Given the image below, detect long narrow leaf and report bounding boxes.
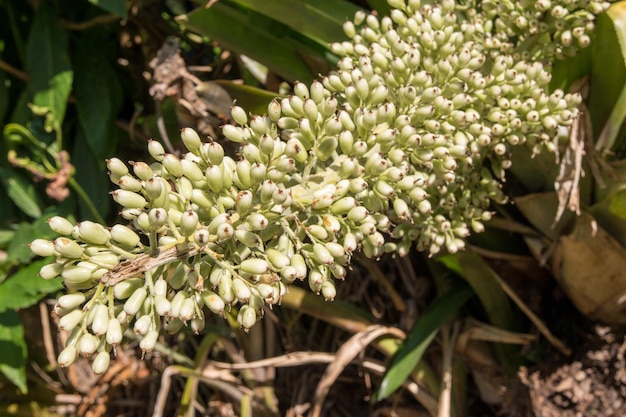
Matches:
[178,2,333,83]
[26,1,73,131]
[590,2,626,155]
[376,284,473,400]
[0,310,28,394]
[228,0,357,43]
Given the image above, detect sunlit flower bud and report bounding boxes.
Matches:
[181,128,202,152]
[240,258,269,275]
[231,105,248,125]
[30,239,56,257]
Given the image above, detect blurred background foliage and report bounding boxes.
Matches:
[2,0,626,416]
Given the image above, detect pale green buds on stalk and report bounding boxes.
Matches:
[33,0,597,374]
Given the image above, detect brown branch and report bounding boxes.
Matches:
[0,59,29,81]
[61,14,120,31]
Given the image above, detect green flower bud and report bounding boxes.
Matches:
[154,294,171,316]
[163,154,183,178]
[91,304,109,336]
[237,305,257,331]
[222,124,245,143]
[181,128,202,153]
[110,225,140,248]
[313,243,334,265]
[218,273,236,304]
[232,277,251,303]
[205,165,223,192]
[113,278,143,300]
[111,190,147,209]
[231,105,248,125]
[180,210,199,236]
[124,287,147,316]
[240,258,269,275]
[148,139,165,162]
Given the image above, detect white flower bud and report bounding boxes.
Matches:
[106,318,123,345]
[124,287,147,316]
[30,239,56,257]
[134,314,152,335]
[78,333,99,356]
[92,351,111,375]
[58,346,78,368]
[140,330,159,352]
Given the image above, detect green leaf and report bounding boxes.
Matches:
[73,34,122,160]
[213,80,280,115]
[72,131,111,221]
[178,2,334,83]
[0,259,63,313]
[439,251,516,332]
[87,0,127,17]
[26,1,73,132]
[0,70,8,122]
[228,0,357,43]
[376,284,473,400]
[0,167,42,219]
[589,2,626,155]
[0,310,27,393]
[608,188,626,220]
[6,214,59,266]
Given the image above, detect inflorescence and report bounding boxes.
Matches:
[30,0,608,374]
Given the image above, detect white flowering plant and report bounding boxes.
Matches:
[4,0,624,414]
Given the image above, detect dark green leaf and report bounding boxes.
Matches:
[229,0,356,43]
[608,188,626,220]
[6,214,59,265]
[214,80,280,116]
[589,2,626,155]
[87,0,127,17]
[73,35,122,159]
[0,70,8,122]
[0,310,27,393]
[376,284,473,400]
[0,167,42,219]
[0,259,63,313]
[178,2,333,83]
[72,131,111,221]
[439,251,516,332]
[26,1,73,131]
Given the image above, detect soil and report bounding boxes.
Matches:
[515,299,626,417]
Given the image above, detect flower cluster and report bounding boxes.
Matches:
[459,0,611,60]
[30,0,599,374]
